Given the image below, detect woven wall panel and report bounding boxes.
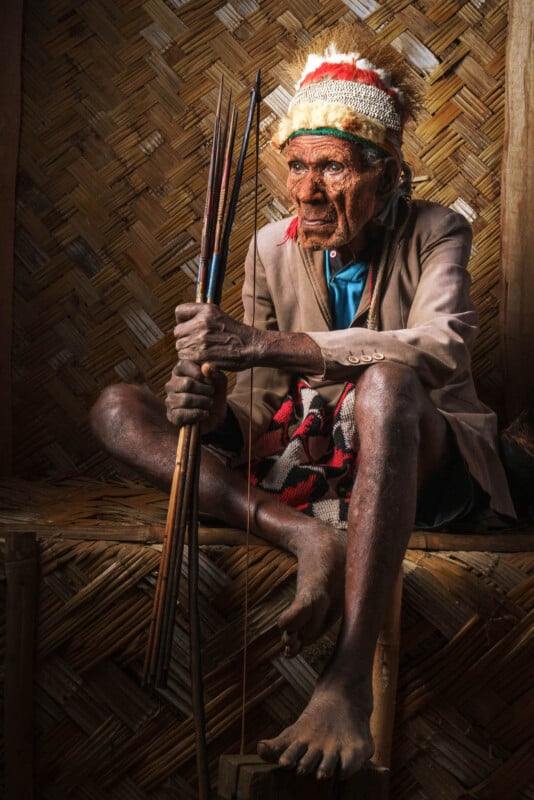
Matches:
[15,0,508,477]
[1,478,533,798]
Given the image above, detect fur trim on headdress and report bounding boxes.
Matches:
[272,103,389,150]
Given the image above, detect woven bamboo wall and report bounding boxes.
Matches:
[14,0,508,477]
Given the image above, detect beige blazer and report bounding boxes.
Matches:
[227,200,516,519]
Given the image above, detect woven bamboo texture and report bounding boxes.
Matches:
[14,0,509,478]
[1,478,533,799]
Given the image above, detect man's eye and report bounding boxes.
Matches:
[325,161,343,174]
[289,161,307,174]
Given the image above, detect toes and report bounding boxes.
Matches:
[339,741,373,779]
[316,749,340,781]
[257,736,288,764]
[278,741,307,770]
[296,748,322,776]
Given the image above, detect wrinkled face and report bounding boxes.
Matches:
[285,134,384,252]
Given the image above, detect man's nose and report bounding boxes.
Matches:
[296,169,325,201]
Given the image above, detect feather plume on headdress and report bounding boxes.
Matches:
[271,23,421,161]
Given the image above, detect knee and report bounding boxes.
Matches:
[90,383,140,446]
[353,363,423,429]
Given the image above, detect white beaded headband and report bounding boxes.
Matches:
[289,79,402,133]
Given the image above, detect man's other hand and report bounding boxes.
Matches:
[165,359,227,433]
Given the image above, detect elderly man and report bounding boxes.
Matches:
[91,24,515,781]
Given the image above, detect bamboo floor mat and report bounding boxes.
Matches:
[1,477,534,798]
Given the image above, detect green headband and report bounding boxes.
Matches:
[287,127,393,160]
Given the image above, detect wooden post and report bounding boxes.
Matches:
[370,570,403,768]
[500,0,534,422]
[0,0,24,477]
[5,532,38,800]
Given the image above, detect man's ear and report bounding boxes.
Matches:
[377,158,401,195]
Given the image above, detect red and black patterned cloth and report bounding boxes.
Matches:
[245,379,359,528]
[244,377,481,531]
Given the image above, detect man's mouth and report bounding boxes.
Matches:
[300,217,334,228]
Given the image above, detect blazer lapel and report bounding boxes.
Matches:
[300,246,332,328]
[352,269,372,324]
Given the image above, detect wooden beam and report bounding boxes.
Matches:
[500,0,534,422]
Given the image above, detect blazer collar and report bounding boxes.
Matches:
[299,244,373,328]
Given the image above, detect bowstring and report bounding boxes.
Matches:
[240,82,261,756]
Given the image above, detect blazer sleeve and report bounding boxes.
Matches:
[307,208,477,390]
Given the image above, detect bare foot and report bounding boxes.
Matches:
[278,523,346,655]
[257,676,374,779]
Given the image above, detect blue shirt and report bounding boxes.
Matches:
[325,250,371,330]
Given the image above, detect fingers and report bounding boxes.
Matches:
[278,590,331,659]
[201,361,227,393]
[173,303,224,341]
[174,302,206,324]
[173,303,253,370]
[166,365,214,401]
[165,358,229,431]
[175,359,225,390]
[201,362,228,419]
[173,304,221,363]
[165,360,214,426]
[173,359,203,379]
[281,629,302,659]
[278,601,311,635]
[164,392,209,427]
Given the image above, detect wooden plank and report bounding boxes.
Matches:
[0,520,533,551]
[4,531,38,800]
[0,0,24,476]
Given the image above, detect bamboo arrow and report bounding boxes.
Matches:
[143,71,261,800]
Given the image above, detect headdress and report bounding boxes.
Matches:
[271,24,420,162]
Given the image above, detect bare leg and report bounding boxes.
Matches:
[257,363,452,779]
[90,384,346,645]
